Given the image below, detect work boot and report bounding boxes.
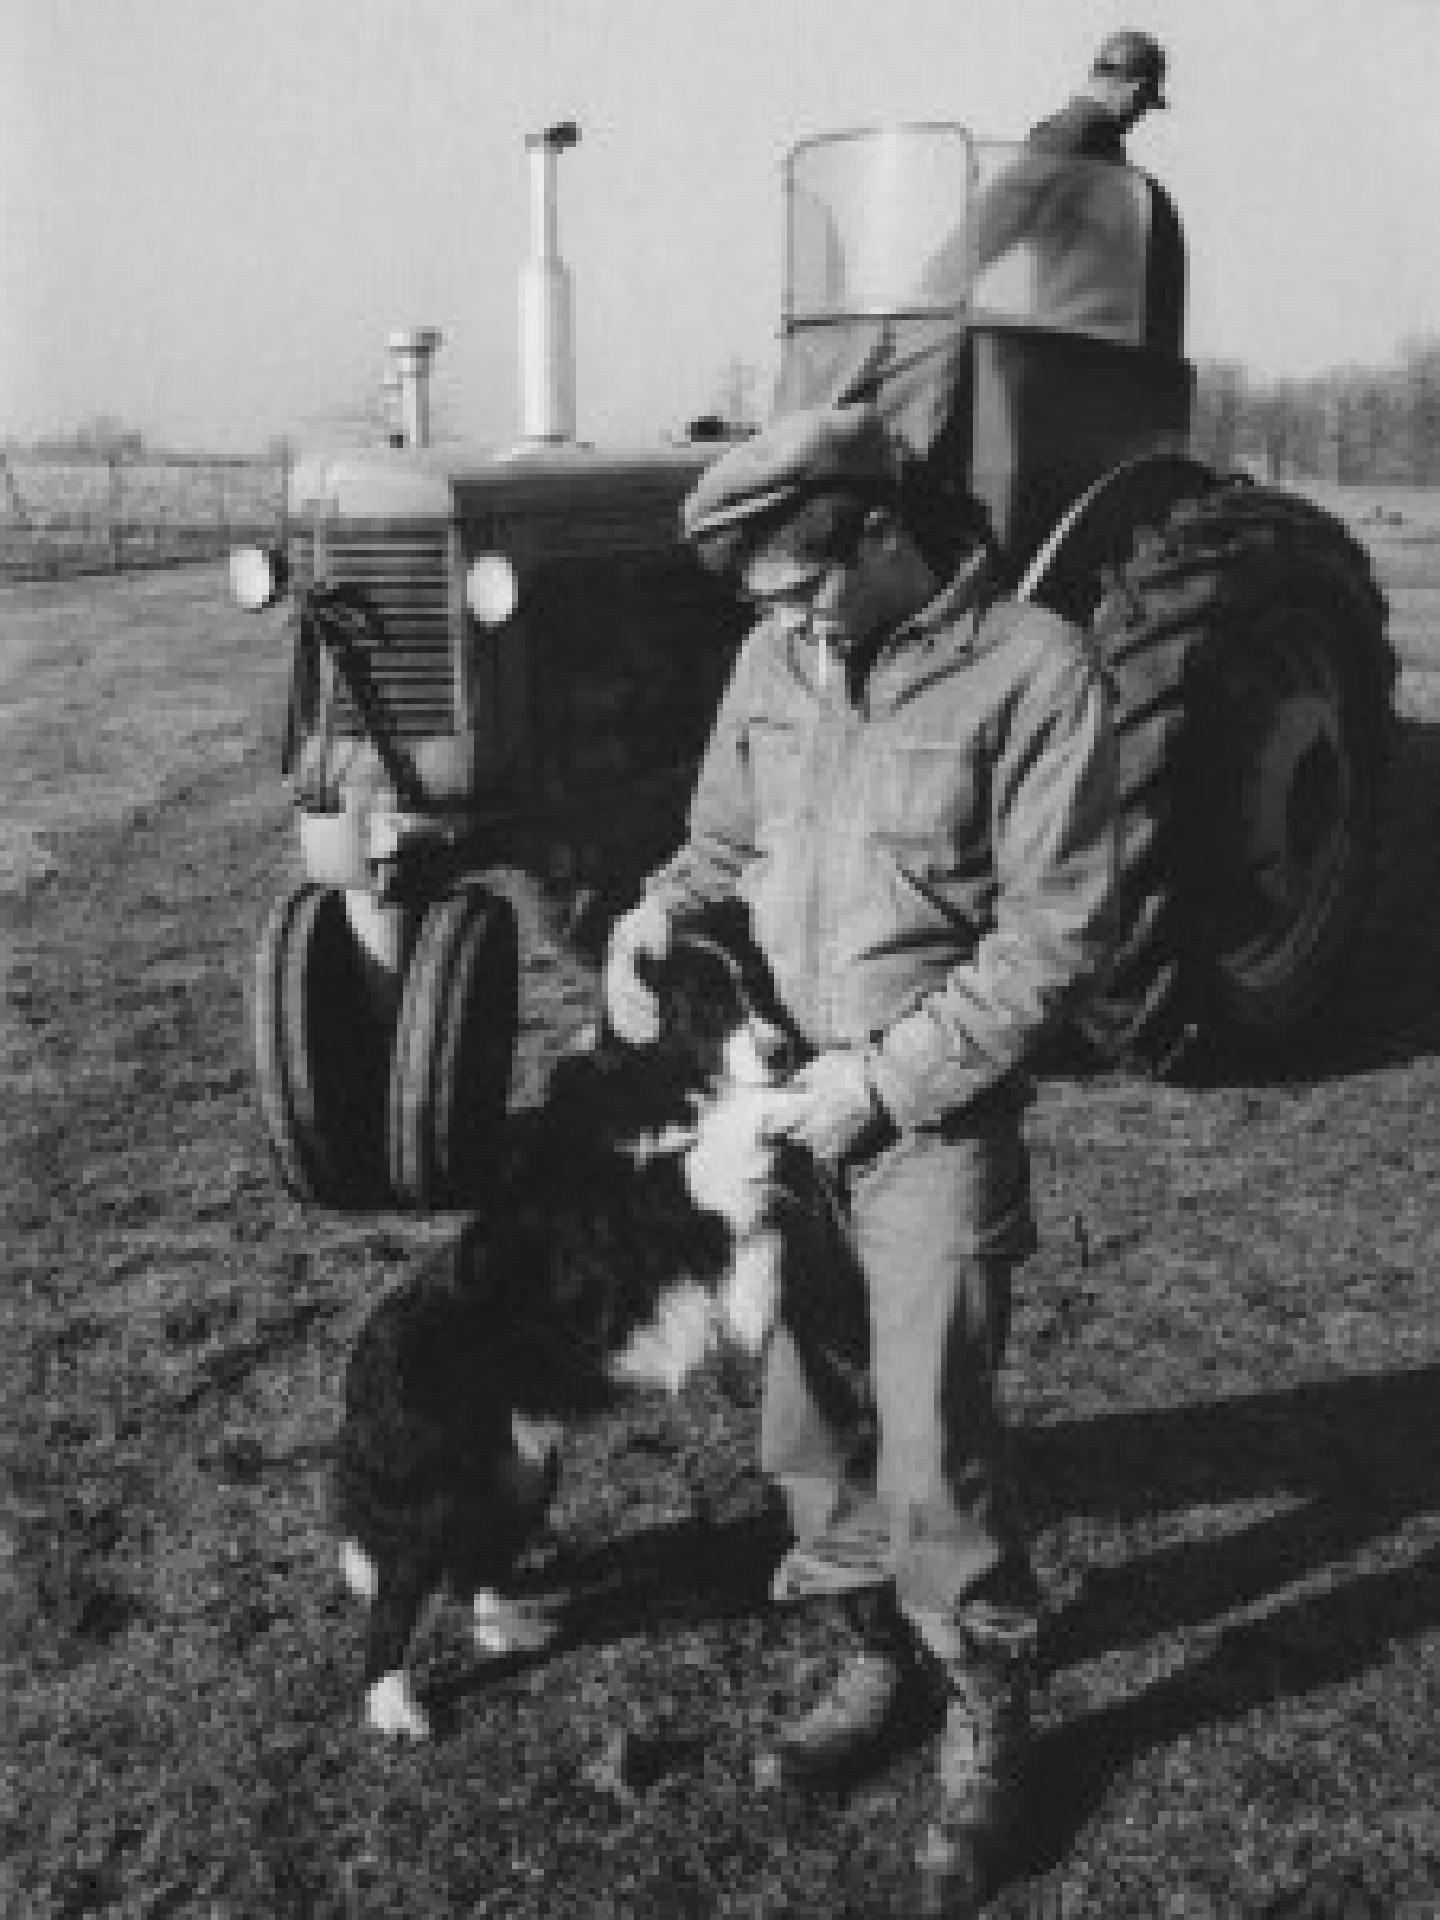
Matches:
[755,1588,937,1791]
[915,1610,1035,1915]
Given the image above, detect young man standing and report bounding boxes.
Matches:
[605,400,1119,1905]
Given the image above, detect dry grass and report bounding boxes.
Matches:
[3,534,1440,1917]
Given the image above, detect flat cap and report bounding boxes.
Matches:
[682,401,897,560]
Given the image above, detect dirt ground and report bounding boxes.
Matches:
[4,529,1440,1916]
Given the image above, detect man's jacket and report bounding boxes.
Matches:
[643,573,1120,1133]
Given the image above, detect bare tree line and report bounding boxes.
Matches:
[1192,335,1440,486]
[4,415,292,465]
[10,335,1440,487]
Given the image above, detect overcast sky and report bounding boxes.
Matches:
[4,0,1439,452]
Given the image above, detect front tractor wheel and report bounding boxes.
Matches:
[1080,482,1394,1076]
[387,888,520,1209]
[252,883,389,1204]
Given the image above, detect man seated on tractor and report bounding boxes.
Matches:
[924,30,1170,338]
[604,399,1121,1901]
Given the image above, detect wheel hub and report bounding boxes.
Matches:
[1237,693,1345,914]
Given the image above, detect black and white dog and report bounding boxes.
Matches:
[333,926,849,1738]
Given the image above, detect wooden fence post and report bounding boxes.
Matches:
[1,453,31,530]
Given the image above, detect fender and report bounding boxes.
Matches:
[1018,450,1221,626]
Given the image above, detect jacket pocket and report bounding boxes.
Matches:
[864,739,982,862]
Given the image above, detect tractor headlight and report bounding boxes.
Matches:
[465,553,520,628]
[229,544,288,611]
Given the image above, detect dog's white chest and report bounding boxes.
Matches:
[681,1083,779,1235]
[605,1278,716,1394]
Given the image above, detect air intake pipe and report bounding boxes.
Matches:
[519,121,580,442]
[388,327,443,449]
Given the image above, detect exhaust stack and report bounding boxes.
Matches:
[387,327,443,448]
[519,121,580,442]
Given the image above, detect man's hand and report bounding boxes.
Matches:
[765,1048,885,1167]
[602,897,673,1044]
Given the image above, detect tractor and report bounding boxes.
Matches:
[235,119,1393,1211]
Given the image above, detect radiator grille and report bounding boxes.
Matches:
[287,526,315,589]
[320,521,455,739]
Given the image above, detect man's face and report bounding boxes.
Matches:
[1090,73,1150,126]
[742,512,924,660]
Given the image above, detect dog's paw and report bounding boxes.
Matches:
[723,1020,790,1088]
[471,1589,563,1657]
[606,1279,716,1394]
[365,1669,431,1740]
[339,1538,379,1604]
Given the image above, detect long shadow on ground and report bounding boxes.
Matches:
[536,1366,1440,1689]
[433,1363,1439,1843]
[424,1500,793,1720]
[530,1499,792,1637]
[1017,1360,1440,1877]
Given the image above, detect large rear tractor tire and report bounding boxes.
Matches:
[1079,480,1395,1076]
[253,883,390,1204]
[386,887,520,1209]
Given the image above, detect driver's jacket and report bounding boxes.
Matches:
[643,568,1120,1135]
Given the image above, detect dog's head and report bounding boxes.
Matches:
[650,934,805,1358]
[630,929,796,1250]
[650,930,796,1090]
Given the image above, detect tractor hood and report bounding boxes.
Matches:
[289,437,720,534]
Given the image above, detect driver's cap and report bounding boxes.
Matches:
[1091,29,1167,108]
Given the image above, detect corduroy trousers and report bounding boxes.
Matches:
[760,1118,1038,1662]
